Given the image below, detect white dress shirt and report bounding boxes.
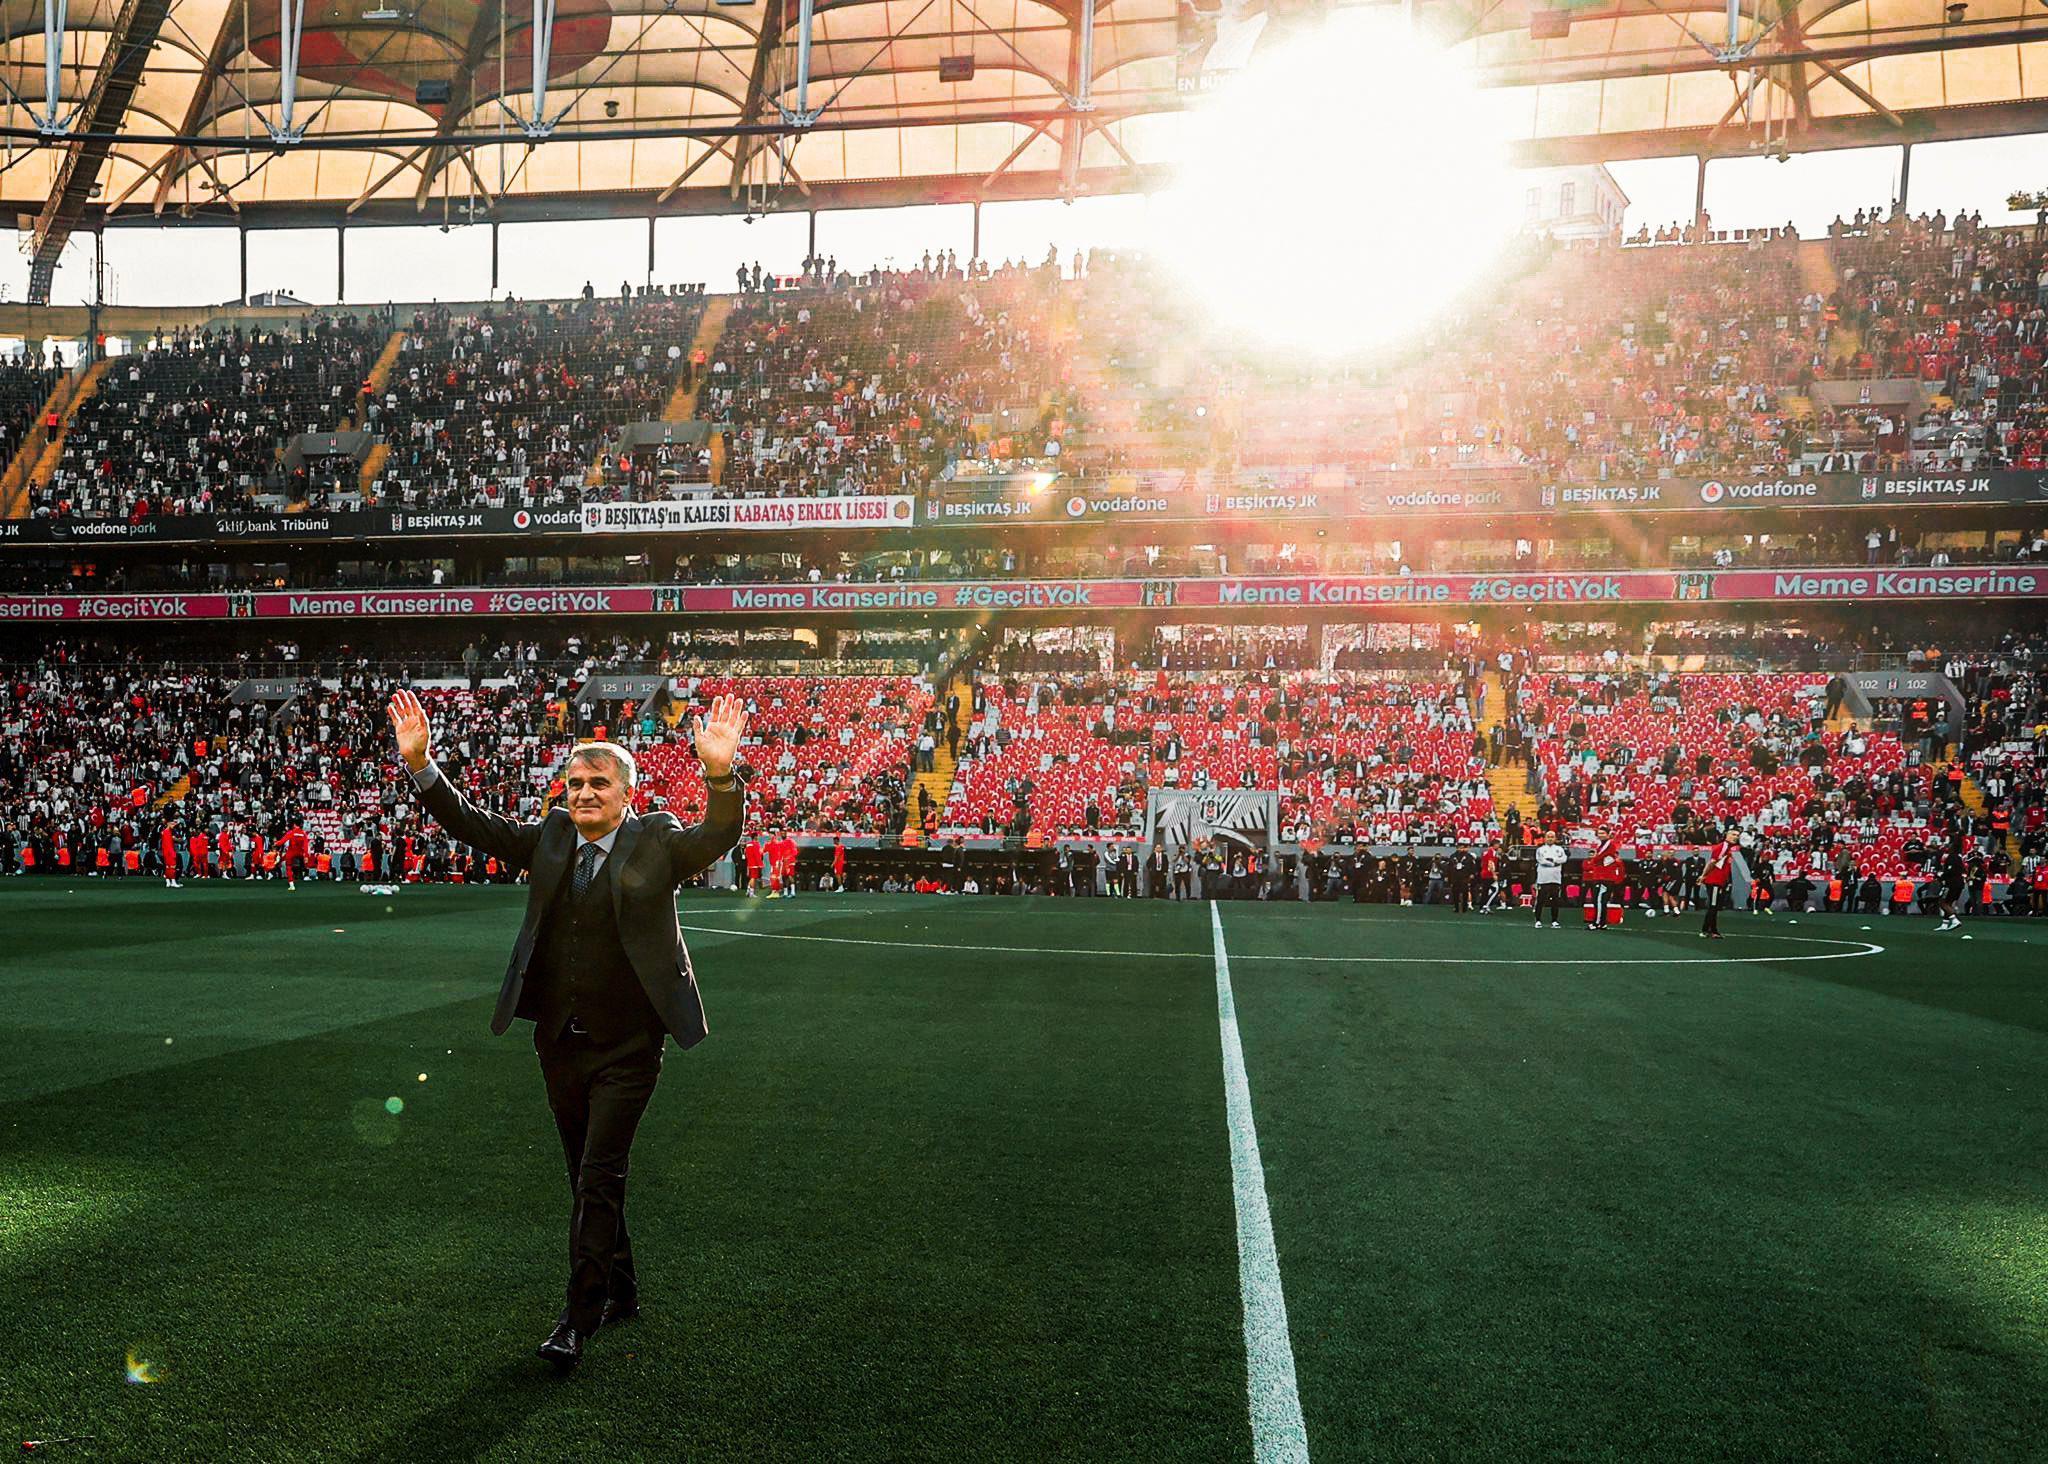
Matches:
[571,824,620,877]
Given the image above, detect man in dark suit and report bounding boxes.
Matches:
[386,688,747,1371]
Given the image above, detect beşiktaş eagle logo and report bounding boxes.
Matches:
[1153,790,1274,851]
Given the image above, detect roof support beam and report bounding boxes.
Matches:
[1479,20,2048,87]
[982,115,1055,188]
[1704,68,1763,140]
[658,136,734,203]
[152,0,248,215]
[351,142,430,214]
[1808,54,1904,127]
[454,145,495,200]
[272,0,309,142]
[527,0,559,135]
[1503,93,2048,167]
[418,0,506,211]
[728,0,789,198]
[1089,118,1137,170]
[102,147,173,210]
[1057,4,1084,195]
[40,0,73,134]
[190,151,244,212]
[29,0,178,301]
[788,0,814,123]
[1074,0,1096,111]
[1779,3,1814,130]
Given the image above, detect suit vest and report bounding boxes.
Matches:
[520,849,664,1043]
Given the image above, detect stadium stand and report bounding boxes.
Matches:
[1513,671,1952,877]
[14,223,2048,526]
[365,294,706,511]
[2,631,2044,907]
[34,318,386,520]
[633,674,929,835]
[700,270,1067,499]
[4,224,2048,914]
[0,648,949,882]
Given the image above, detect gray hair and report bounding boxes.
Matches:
[564,740,637,789]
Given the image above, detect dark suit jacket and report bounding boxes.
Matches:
[413,761,744,1049]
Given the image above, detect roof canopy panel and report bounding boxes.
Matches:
[2,0,2045,298]
[1448,0,2048,160]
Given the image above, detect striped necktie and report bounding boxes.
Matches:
[574,842,600,896]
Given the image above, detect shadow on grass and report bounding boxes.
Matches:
[350,1354,568,1462]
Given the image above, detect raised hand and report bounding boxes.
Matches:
[387,688,432,772]
[692,693,746,779]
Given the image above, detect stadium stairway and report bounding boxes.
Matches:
[0,371,74,518]
[903,672,971,847]
[358,442,391,498]
[351,329,409,495]
[1798,241,1863,368]
[1797,240,1839,300]
[664,296,732,423]
[344,329,407,431]
[27,356,113,493]
[1480,671,1541,833]
[151,774,192,812]
[1943,761,2023,874]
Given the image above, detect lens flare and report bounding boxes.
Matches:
[124,1350,161,1384]
[1150,10,1522,356]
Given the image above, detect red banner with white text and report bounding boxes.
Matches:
[3,566,2044,622]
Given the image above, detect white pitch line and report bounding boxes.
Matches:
[1211,900,1310,1464]
[674,923,1884,966]
[1234,933,1886,966]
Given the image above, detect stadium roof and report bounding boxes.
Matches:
[6,0,2048,298]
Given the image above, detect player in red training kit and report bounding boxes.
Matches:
[1583,831,1628,929]
[281,825,310,891]
[1700,830,1736,939]
[742,833,764,896]
[160,821,182,888]
[768,830,799,899]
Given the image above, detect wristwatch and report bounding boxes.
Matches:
[704,769,740,792]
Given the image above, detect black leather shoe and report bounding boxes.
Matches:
[538,1320,585,1370]
[601,1295,640,1328]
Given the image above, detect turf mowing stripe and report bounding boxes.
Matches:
[1210,901,1310,1464]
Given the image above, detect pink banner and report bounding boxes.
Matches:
[3,566,2043,622]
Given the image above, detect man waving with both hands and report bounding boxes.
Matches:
[387,688,748,1371]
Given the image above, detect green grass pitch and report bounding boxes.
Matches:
[3,881,2046,1461]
